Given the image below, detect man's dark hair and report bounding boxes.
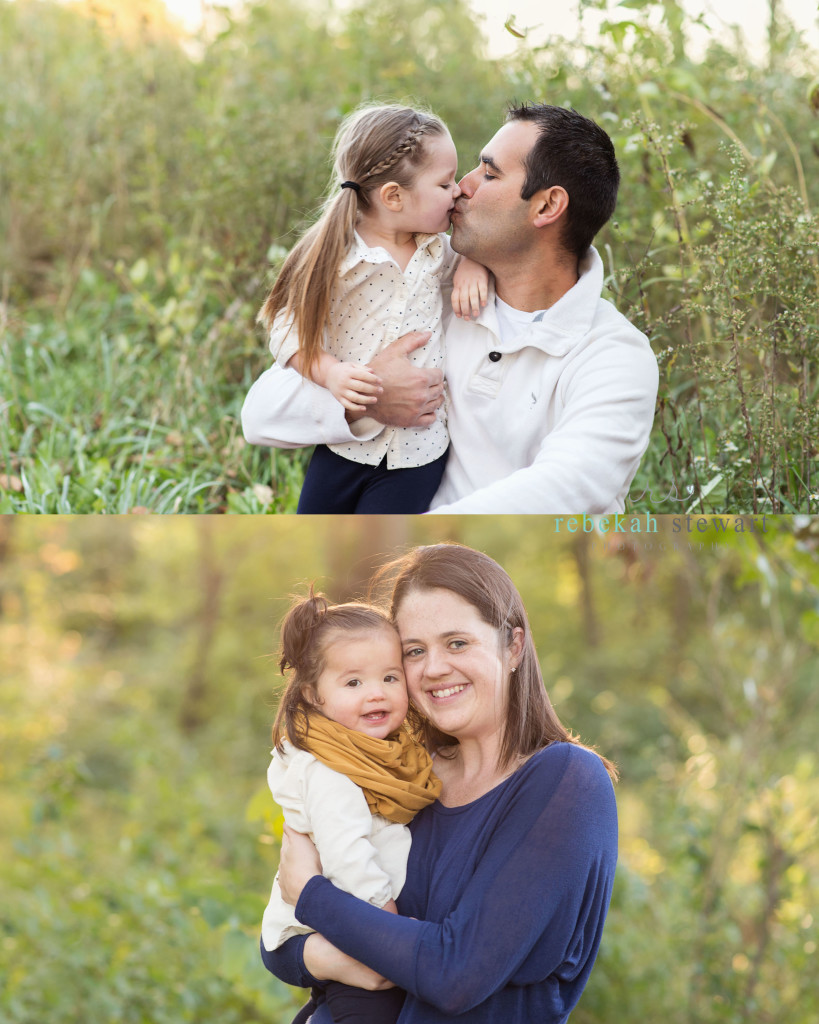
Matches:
[507,103,619,260]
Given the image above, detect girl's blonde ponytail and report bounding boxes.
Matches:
[257,104,446,378]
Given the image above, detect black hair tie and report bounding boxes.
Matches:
[340,180,360,193]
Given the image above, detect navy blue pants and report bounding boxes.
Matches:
[324,981,405,1023]
[297,445,448,514]
[290,983,404,1024]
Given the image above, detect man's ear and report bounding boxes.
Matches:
[531,186,569,228]
[378,181,404,212]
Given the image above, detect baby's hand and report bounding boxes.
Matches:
[325,361,383,413]
[451,257,490,321]
[382,899,399,914]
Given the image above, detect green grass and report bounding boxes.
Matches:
[1,258,309,513]
[3,0,818,514]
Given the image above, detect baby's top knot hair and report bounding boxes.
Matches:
[271,585,399,753]
[279,586,329,676]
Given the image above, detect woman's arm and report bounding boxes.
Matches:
[259,932,316,989]
[260,931,394,991]
[304,934,396,990]
[261,764,401,994]
[283,745,617,1016]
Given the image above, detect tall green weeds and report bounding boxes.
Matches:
[1,0,817,511]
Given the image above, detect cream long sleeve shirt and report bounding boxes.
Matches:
[267,230,457,468]
[241,246,658,513]
[261,743,411,952]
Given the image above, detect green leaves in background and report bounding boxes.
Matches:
[1,516,818,1022]
[1,0,818,512]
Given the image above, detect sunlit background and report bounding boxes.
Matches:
[3,0,818,515]
[2,516,819,1022]
[163,0,819,57]
[34,0,819,56]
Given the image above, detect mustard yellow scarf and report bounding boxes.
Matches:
[296,712,441,825]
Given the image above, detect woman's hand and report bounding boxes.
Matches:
[278,824,323,907]
[303,934,395,991]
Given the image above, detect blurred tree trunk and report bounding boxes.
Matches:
[671,559,692,659]
[768,0,779,71]
[326,518,412,604]
[662,0,686,63]
[0,516,15,618]
[572,533,599,648]
[179,517,224,733]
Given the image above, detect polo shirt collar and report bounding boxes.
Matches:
[473,246,604,357]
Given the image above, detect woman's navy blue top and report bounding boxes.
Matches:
[262,742,618,1023]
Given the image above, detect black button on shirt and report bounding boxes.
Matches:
[488,351,502,362]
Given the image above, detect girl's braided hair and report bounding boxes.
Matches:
[257,104,447,377]
[359,123,431,180]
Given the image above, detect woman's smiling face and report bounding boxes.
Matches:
[396,587,521,743]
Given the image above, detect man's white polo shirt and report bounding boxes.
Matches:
[430,247,659,513]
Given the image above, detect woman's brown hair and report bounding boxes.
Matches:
[272,587,397,753]
[373,543,618,780]
[257,104,447,379]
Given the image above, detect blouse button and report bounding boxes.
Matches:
[488,351,502,362]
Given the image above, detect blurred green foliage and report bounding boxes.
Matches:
[1,515,818,1022]
[1,0,818,511]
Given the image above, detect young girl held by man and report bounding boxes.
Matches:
[261,589,441,1024]
[257,104,488,514]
